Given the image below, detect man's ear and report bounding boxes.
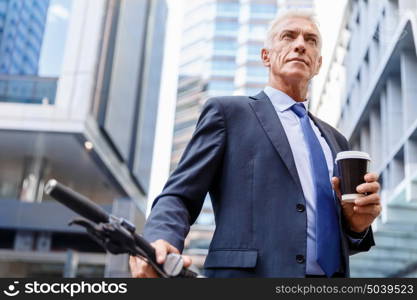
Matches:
[261,48,270,67]
[314,56,323,75]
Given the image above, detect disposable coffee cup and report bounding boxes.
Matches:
[335,151,371,202]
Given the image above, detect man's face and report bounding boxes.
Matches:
[262,17,323,84]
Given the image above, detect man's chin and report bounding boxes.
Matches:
[280,71,310,83]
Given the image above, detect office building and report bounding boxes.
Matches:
[313,0,417,277]
[0,0,167,277]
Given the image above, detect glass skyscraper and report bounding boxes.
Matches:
[0,0,56,105]
[0,0,49,75]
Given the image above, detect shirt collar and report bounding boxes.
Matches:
[263,86,309,113]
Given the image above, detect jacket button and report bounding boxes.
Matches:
[296,204,305,212]
[296,255,305,264]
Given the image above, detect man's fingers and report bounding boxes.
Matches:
[142,260,159,278]
[340,201,354,210]
[129,256,144,278]
[331,177,342,199]
[129,256,139,277]
[166,243,180,255]
[152,240,180,264]
[356,181,380,194]
[354,193,380,206]
[364,172,379,182]
[331,177,339,187]
[182,255,193,268]
[353,204,382,217]
[129,256,159,278]
[130,240,190,278]
[153,241,168,264]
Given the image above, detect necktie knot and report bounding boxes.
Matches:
[291,103,307,118]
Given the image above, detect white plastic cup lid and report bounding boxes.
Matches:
[335,151,371,162]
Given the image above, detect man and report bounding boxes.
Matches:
[130,11,381,278]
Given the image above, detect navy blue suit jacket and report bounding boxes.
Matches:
[143,92,375,277]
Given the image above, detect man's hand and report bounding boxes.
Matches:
[129,239,192,278]
[332,173,382,233]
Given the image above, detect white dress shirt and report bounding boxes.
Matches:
[264,86,334,275]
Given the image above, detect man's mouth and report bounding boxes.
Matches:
[287,58,309,66]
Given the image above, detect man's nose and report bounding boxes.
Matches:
[293,36,306,54]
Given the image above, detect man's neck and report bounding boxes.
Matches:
[268,77,309,102]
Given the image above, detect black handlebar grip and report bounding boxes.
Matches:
[44,179,109,224]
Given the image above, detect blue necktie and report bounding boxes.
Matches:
[291,103,341,277]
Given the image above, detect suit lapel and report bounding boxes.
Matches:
[249,91,303,193]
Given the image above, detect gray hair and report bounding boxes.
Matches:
[264,10,322,50]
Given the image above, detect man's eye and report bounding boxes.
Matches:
[283,33,293,39]
[307,38,317,44]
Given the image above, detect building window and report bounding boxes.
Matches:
[212,60,235,71]
[216,2,239,15]
[248,44,262,56]
[249,24,268,39]
[175,119,197,132]
[213,40,237,55]
[215,21,238,35]
[208,80,235,91]
[0,0,72,105]
[250,3,276,16]
[246,65,267,77]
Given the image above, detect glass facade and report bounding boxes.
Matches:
[0,0,71,105]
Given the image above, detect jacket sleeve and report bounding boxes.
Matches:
[343,221,376,255]
[143,97,226,252]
